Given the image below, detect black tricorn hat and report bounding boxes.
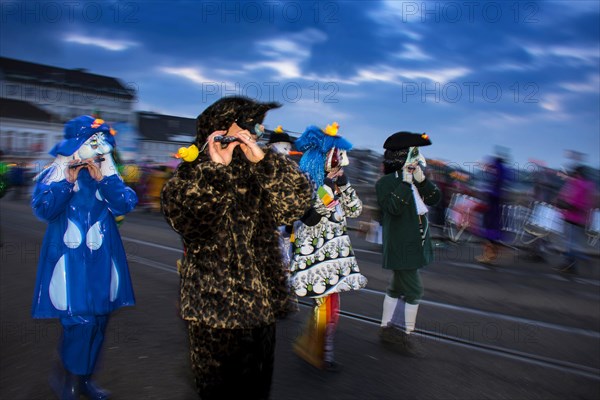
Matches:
[383,131,432,150]
[267,130,292,144]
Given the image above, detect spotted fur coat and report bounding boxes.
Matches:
[161,149,312,329]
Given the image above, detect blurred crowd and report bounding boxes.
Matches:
[1,147,598,275]
[424,153,599,273]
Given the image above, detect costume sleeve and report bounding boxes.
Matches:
[300,205,324,227]
[299,192,331,227]
[97,175,138,216]
[31,177,75,222]
[161,161,236,238]
[338,182,363,218]
[253,151,312,226]
[376,177,413,217]
[415,179,441,206]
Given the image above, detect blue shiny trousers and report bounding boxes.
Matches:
[59,315,109,375]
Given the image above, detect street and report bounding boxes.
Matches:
[1,198,599,400]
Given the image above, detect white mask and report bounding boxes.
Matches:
[77,133,113,160]
[270,142,292,155]
[325,148,349,172]
[405,146,427,168]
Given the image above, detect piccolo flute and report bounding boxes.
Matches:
[69,156,105,169]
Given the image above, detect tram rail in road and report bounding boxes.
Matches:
[125,243,600,383]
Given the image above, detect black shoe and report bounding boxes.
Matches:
[380,326,425,358]
[554,260,577,274]
[521,253,545,263]
[403,334,426,358]
[79,376,111,400]
[379,326,405,344]
[322,361,342,372]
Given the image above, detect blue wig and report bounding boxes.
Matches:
[295,125,353,187]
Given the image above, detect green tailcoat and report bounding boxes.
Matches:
[376,174,441,270]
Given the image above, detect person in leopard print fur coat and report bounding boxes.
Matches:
[161,96,311,399]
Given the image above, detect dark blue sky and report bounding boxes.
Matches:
[2,0,599,169]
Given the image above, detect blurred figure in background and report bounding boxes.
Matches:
[426,160,451,227]
[31,116,137,400]
[555,165,596,274]
[532,164,557,204]
[475,152,508,264]
[267,125,294,156]
[0,152,7,247]
[376,131,440,357]
[267,126,296,279]
[289,123,367,371]
[524,163,560,262]
[146,166,171,212]
[0,152,7,200]
[8,162,25,200]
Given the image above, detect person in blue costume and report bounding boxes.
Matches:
[31,115,138,400]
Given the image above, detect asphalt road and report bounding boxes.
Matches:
[1,198,599,400]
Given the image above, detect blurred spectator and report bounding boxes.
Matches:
[475,154,508,264]
[427,162,451,226]
[449,171,474,198]
[8,163,25,200]
[532,165,557,204]
[555,165,596,274]
[0,155,7,200]
[147,166,172,212]
[267,126,293,156]
[524,165,560,262]
[267,127,296,272]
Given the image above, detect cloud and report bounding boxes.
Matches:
[559,74,600,94]
[372,0,427,24]
[266,97,351,133]
[256,38,311,59]
[394,43,431,60]
[352,65,471,85]
[366,7,423,40]
[244,60,302,79]
[244,28,327,79]
[523,44,599,65]
[159,66,234,88]
[538,93,573,121]
[63,34,138,51]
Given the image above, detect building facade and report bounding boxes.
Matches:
[0,56,136,164]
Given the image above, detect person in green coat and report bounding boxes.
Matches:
[375,131,441,356]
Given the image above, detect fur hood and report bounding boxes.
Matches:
[194,96,280,151]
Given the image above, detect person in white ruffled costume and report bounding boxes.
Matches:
[31,115,137,400]
[289,123,367,371]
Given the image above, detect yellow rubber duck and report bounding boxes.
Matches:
[324,122,339,136]
[274,125,284,134]
[177,144,199,162]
